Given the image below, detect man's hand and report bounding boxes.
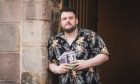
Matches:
[56,63,71,74]
[71,54,109,70]
[72,60,91,70]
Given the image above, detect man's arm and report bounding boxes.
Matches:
[87,54,109,66]
[74,54,109,70]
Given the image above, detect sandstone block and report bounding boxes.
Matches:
[21,47,46,73]
[0,53,20,81]
[0,23,19,52]
[21,21,49,47]
[0,0,21,22]
[22,2,52,20]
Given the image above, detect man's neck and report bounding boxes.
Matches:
[64,28,78,38]
[64,28,78,45]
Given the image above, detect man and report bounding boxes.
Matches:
[48,7,109,84]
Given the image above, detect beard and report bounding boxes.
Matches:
[62,26,76,33]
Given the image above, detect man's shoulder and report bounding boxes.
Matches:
[49,32,63,40]
[79,28,96,35]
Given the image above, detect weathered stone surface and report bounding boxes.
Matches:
[21,21,50,47]
[0,0,21,22]
[22,47,46,72]
[21,71,46,84]
[0,0,57,83]
[50,7,60,36]
[0,23,19,52]
[0,53,20,81]
[43,21,51,46]
[23,0,47,3]
[22,2,52,20]
[21,46,46,84]
[0,81,19,84]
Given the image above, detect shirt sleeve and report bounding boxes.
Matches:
[90,33,109,58]
[47,37,57,63]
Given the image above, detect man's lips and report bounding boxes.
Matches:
[66,23,72,26]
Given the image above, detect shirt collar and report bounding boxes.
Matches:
[55,28,83,39]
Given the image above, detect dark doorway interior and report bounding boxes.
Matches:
[49,0,140,84]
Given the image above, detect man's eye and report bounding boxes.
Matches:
[69,16,73,19]
[62,18,67,20]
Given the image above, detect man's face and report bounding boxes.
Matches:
[60,12,78,33]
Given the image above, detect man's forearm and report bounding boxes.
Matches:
[86,54,109,67]
[49,63,59,74]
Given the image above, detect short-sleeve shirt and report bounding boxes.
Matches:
[48,28,109,84]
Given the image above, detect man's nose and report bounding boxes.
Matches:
[66,18,70,22]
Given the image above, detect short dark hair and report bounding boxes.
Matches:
[60,7,77,18]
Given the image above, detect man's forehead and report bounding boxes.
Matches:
[61,12,75,17]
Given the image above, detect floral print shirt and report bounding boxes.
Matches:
[48,28,109,84]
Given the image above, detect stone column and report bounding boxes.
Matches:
[0,0,60,83]
[21,0,53,84]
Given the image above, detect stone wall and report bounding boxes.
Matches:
[0,0,60,84]
[0,0,21,84]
